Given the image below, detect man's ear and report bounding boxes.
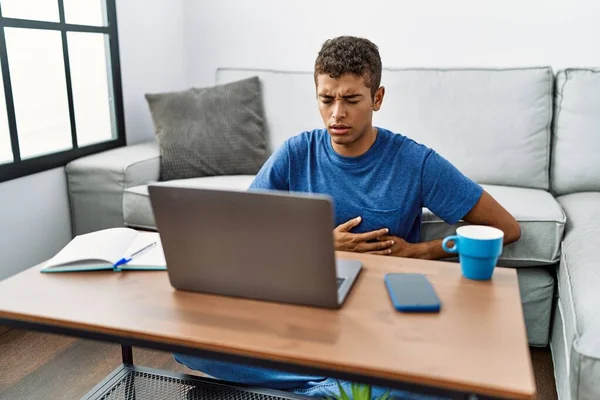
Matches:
[373,86,385,111]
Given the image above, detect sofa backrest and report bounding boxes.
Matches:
[551,69,600,196]
[217,67,553,190]
[377,68,553,190]
[216,68,322,152]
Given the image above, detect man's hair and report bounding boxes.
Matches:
[314,36,382,98]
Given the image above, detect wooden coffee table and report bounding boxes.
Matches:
[0,252,535,399]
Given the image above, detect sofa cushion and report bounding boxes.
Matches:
[216,68,323,153]
[422,184,565,266]
[552,69,600,196]
[126,179,564,268]
[123,175,256,230]
[377,68,553,190]
[145,77,270,181]
[555,192,600,400]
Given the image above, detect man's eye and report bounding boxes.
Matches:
[347,100,359,104]
[321,99,333,104]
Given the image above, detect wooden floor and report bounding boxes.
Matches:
[0,327,558,400]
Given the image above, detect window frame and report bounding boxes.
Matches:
[0,0,125,183]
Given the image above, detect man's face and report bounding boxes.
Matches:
[316,73,384,148]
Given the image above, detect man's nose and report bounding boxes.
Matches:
[331,101,346,120]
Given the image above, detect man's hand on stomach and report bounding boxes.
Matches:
[333,216,394,255]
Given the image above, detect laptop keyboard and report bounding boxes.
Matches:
[336,277,346,289]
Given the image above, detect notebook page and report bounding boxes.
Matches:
[44,228,138,268]
[123,232,166,267]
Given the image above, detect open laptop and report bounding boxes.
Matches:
[148,185,362,308]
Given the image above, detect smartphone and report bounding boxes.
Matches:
[384,273,441,312]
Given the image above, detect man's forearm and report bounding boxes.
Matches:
[409,239,450,260]
[383,236,452,260]
[403,230,518,260]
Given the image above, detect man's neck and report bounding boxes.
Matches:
[331,126,378,157]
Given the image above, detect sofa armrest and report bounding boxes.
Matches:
[66,140,160,235]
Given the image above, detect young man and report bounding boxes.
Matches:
[176,36,521,398]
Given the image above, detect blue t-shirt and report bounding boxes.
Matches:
[250,127,483,242]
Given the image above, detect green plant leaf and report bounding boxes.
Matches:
[351,383,361,400]
[325,382,383,400]
[338,382,351,400]
[365,384,372,400]
[347,383,374,400]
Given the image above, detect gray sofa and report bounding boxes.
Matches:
[65,67,600,400]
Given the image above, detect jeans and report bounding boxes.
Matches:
[174,353,447,399]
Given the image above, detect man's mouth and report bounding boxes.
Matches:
[330,124,351,135]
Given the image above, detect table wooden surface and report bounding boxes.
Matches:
[0,252,536,399]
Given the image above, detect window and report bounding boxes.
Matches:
[0,0,124,182]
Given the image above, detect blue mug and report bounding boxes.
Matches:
[442,225,504,280]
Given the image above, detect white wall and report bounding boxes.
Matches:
[116,0,187,144]
[184,0,600,87]
[0,168,72,280]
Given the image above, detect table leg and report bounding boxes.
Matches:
[121,346,136,399]
[122,344,133,364]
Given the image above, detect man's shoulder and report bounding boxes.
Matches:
[284,128,327,150]
[378,127,432,157]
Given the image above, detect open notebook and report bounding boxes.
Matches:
[41,228,166,273]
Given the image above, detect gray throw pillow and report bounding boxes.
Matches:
[145,77,270,181]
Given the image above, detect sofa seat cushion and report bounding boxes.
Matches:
[421,184,566,266]
[555,192,600,400]
[123,175,256,230]
[126,180,564,268]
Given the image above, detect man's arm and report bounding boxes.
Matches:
[249,142,290,191]
[380,190,521,260]
[462,190,521,243]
